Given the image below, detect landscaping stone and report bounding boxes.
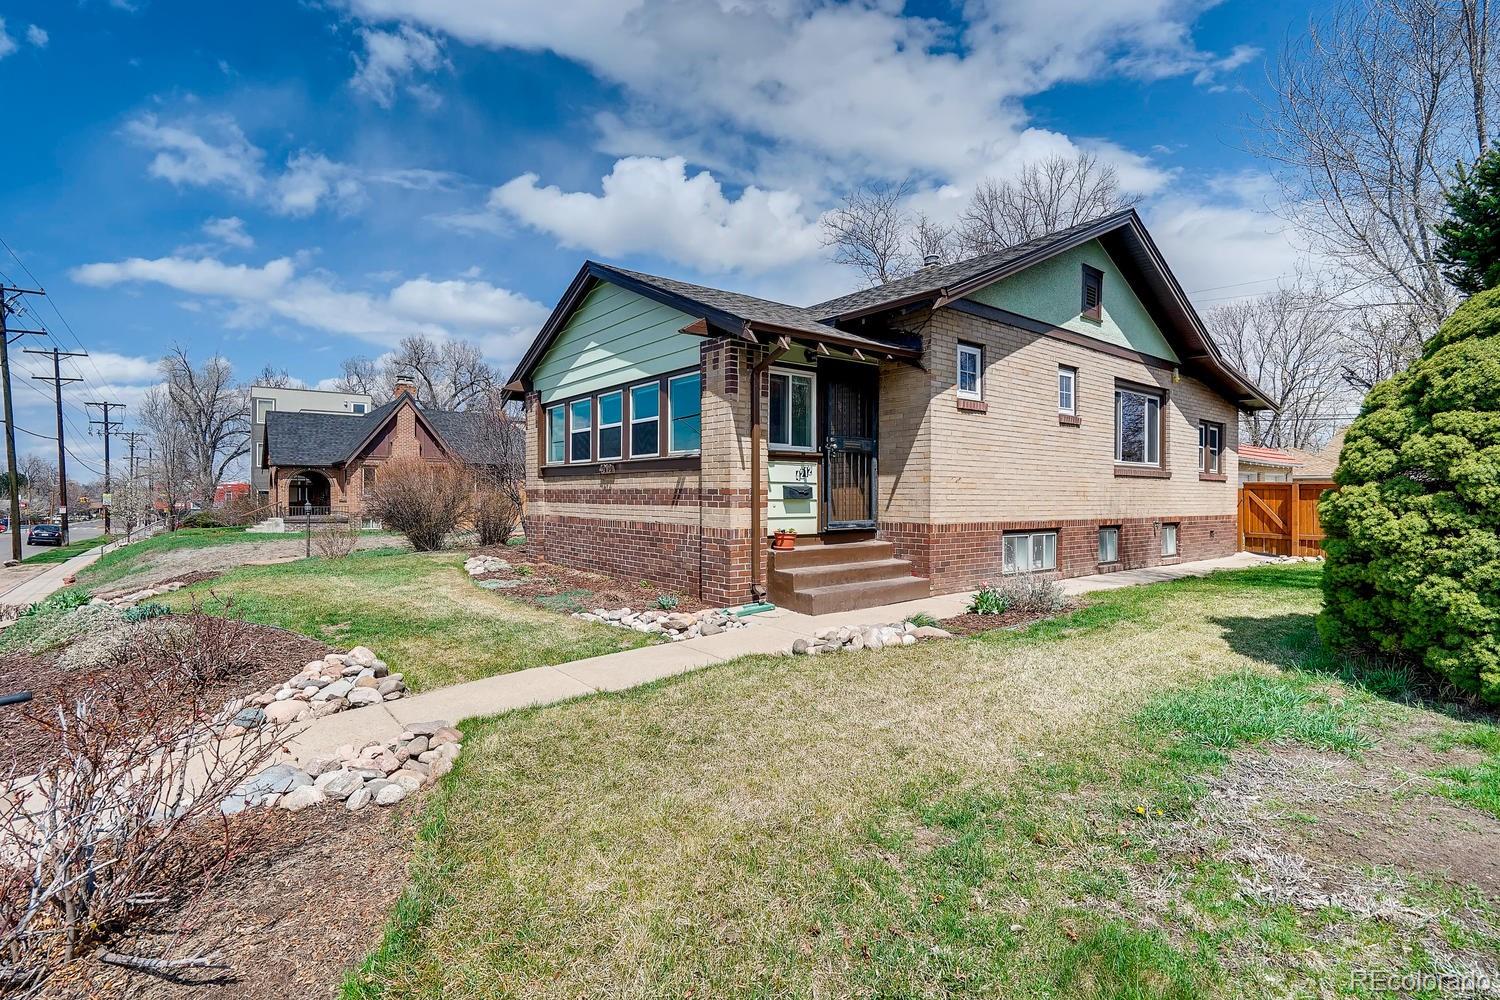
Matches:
[572,605,749,642]
[792,619,950,655]
[278,785,325,811]
[464,554,511,576]
[264,701,309,725]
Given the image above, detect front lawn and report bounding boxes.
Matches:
[346,563,1500,999]
[75,526,313,588]
[159,548,653,691]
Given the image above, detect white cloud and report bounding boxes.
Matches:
[0,19,15,60]
[25,24,47,48]
[71,255,294,299]
[126,114,265,197]
[202,216,254,249]
[69,253,549,358]
[350,24,446,108]
[273,152,366,217]
[492,156,824,273]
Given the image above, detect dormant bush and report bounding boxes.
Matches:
[363,457,470,551]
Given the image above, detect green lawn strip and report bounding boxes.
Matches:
[1425,724,1500,818]
[73,526,307,588]
[341,562,1470,999]
[157,548,651,690]
[22,532,116,564]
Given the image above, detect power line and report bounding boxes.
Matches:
[27,346,86,543]
[86,401,124,535]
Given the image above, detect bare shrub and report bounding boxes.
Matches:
[995,576,1069,615]
[473,490,520,547]
[0,620,284,987]
[363,457,471,551]
[313,518,362,559]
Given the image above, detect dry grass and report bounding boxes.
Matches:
[159,549,652,691]
[351,565,1374,999]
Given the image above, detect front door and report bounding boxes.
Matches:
[820,362,878,531]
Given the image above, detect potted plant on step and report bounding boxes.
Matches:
[772,528,798,551]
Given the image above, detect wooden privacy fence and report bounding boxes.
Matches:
[1238,481,1337,557]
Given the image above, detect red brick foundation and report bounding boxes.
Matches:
[880,514,1237,595]
[522,512,753,604]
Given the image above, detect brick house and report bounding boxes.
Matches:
[260,381,496,523]
[503,209,1275,613]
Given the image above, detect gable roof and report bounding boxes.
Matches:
[505,210,1274,411]
[263,395,498,469]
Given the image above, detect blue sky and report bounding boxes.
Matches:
[0,0,1326,477]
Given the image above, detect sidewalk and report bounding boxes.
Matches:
[0,529,153,608]
[283,551,1266,761]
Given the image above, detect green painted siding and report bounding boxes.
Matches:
[965,240,1179,363]
[769,458,819,535]
[532,281,702,402]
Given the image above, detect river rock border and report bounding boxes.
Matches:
[791,621,952,655]
[226,645,408,732]
[573,606,749,642]
[222,721,463,815]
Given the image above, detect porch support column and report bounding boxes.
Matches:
[749,337,787,602]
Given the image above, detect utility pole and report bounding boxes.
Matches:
[86,401,124,536]
[25,347,85,546]
[0,286,47,564]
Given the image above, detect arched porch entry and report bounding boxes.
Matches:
[287,470,332,513]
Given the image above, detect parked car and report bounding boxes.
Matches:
[27,523,62,546]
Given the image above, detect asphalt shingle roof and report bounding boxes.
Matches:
[808,209,1137,319]
[264,399,499,468]
[599,265,848,337]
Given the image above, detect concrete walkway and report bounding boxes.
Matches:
[0,529,155,608]
[283,551,1266,761]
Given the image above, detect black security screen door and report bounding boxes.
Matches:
[821,362,878,530]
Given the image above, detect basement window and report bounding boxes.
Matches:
[1003,531,1057,574]
[1098,526,1119,563]
[1162,523,1179,557]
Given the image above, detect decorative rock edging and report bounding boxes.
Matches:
[225,645,407,733]
[573,606,749,642]
[791,621,952,655]
[221,720,463,815]
[464,554,511,577]
[99,581,188,609]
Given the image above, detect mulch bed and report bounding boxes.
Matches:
[470,542,721,615]
[0,617,332,772]
[35,804,416,1000]
[939,604,1078,636]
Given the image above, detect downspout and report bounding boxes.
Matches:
[749,337,787,603]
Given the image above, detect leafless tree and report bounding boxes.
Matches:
[956,152,1141,256]
[140,385,200,531]
[1205,285,1353,448]
[470,393,526,545]
[334,336,496,410]
[1253,0,1499,340]
[158,346,249,505]
[329,356,385,400]
[250,364,299,389]
[365,456,471,550]
[19,454,55,518]
[821,177,917,284]
[1339,304,1427,390]
[909,212,957,267]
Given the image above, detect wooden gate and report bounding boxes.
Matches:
[1238,481,1336,557]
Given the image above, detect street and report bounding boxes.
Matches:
[6,518,107,562]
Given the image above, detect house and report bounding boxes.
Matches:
[213,481,250,506]
[1287,427,1346,481]
[1236,444,1302,484]
[250,384,374,499]
[260,380,496,524]
[503,209,1275,614]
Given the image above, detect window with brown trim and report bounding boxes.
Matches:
[362,465,376,489]
[568,398,592,463]
[598,390,623,462]
[537,366,701,472]
[1081,264,1104,322]
[1115,384,1162,466]
[1198,420,1224,475]
[629,382,660,458]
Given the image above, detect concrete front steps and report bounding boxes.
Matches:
[767,538,930,615]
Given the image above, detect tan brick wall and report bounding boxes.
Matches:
[912,307,1240,523]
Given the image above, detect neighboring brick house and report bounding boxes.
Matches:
[260,381,496,523]
[503,209,1276,613]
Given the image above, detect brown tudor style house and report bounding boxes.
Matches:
[502,209,1275,614]
[260,380,495,523]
